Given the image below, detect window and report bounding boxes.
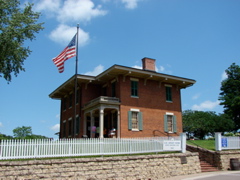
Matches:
[128,110,143,131]
[112,81,116,97]
[131,80,138,97]
[76,89,79,104]
[75,116,80,135]
[102,86,107,96]
[165,86,172,102]
[69,94,72,108]
[164,114,177,133]
[62,97,66,111]
[68,118,72,137]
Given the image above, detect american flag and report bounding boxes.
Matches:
[52,34,77,73]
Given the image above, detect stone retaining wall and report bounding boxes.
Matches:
[0,153,201,179]
[187,144,240,170]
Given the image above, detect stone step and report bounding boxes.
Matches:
[200,161,219,172]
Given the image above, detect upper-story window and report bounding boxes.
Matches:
[131,78,139,97]
[111,81,116,97]
[76,89,79,104]
[69,94,72,108]
[165,85,172,102]
[62,97,67,111]
[102,84,107,96]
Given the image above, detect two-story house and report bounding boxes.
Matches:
[49,57,196,138]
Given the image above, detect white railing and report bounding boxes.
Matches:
[0,135,185,160]
[215,132,240,151]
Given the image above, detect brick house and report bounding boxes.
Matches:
[49,57,196,138]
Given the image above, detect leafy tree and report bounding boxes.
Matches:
[0,0,44,82]
[0,133,13,139]
[13,126,32,139]
[183,110,234,139]
[25,134,49,139]
[219,63,240,131]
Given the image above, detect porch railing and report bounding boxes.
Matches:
[0,135,185,160]
[83,96,120,109]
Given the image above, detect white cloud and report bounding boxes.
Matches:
[84,65,104,76]
[221,71,228,81]
[132,65,142,69]
[192,100,220,111]
[159,66,165,72]
[49,24,89,46]
[35,0,107,23]
[51,124,60,132]
[121,0,140,9]
[192,93,200,100]
[57,0,107,23]
[34,0,60,15]
[157,65,172,74]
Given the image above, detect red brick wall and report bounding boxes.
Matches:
[59,75,183,138]
[120,105,182,138]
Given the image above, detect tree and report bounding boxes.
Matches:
[182,110,234,139]
[13,126,32,139]
[0,0,44,82]
[0,133,13,140]
[219,63,240,131]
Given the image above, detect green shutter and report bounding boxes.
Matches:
[164,115,168,132]
[173,115,177,133]
[138,112,143,130]
[128,111,132,130]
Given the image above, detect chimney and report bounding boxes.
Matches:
[142,57,156,71]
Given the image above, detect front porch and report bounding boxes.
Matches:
[83,96,121,138]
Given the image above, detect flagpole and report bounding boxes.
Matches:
[74,24,79,138]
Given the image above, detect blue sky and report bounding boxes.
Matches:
[1,0,240,138]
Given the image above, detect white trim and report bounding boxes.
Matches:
[130,108,140,112]
[111,79,116,83]
[63,120,66,123]
[68,117,72,121]
[165,84,172,87]
[166,112,174,115]
[130,78,139,81]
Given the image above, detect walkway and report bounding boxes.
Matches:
[164,171,240,180]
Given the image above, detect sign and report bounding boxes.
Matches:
[221,138,228,147]
[163,140,181,151]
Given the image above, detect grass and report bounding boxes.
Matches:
[187,140,215,151]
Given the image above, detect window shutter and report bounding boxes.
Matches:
[138,112,143,130]
[173,115,177,133]
[164,115,168,132]
[128,111,132,130]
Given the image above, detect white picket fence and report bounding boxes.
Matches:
[215,132,240,151]
[0,136,185,160]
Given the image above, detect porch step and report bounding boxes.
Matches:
[200,161,219,172]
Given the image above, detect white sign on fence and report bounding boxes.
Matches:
[163,140,181,151]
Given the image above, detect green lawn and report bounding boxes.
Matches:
[187,140,215,151]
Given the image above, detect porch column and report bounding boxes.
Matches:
[99,107,104,138]
[90,111,95,138]
[117,110,120,138]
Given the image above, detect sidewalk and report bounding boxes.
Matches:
[163,171,240,180]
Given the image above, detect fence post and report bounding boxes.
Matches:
[215,132,222,151]
[181,133,186,153]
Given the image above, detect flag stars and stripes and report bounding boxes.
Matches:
[52,34,77,73]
